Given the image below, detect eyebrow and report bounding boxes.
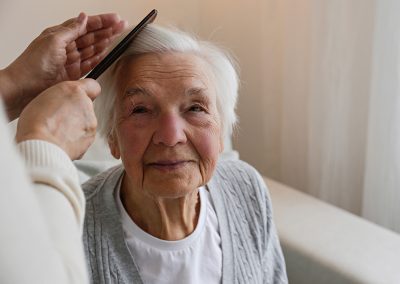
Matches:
[186,87,208,96]
[125,87,150,97]
[124,86,210,98]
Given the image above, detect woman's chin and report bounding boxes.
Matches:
[142,179,201,199]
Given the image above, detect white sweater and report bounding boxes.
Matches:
[0,102,87,284]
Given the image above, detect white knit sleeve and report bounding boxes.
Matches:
[17,140,88,283]
[17,140,85,226]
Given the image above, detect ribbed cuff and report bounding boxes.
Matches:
[17,140,78,182]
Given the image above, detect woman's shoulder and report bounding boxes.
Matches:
[211,159,269,204]
[214,159,264,185]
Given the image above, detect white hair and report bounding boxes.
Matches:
[95,24,239,140]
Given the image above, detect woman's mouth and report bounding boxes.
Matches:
[147,160,191,171]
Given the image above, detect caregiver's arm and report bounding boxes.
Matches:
[0,78,99,283]
[15,79,100,283]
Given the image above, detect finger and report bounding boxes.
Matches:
[111,20,129,36]
[78,48,109,75]
[65,51,102,78]
[66,40,77,53]
[66,19,127,54]
[66,38,110,64]
[86,13,121,32]
[65,44,110,78]
[70,12,89,37]
[79,79,101,100]
[75,27,113,49]
[65,13,124,53]
[51,13,88,47]
[64,62,82,80]
[75,20,127,49]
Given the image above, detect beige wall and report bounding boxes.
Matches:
[196,1,284,178]
[1,0,278,177]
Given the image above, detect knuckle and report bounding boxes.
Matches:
[89,124,97,133]
[47,33,63,46]
[41,26,56,35]
[66,81,83,94]
[57,82,85,100]
[85,122,97,135]
[71,84,83,95]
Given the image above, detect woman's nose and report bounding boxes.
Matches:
[152,113,187,146]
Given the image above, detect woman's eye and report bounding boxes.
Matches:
[131,106,149,114]
[189,105,206,112]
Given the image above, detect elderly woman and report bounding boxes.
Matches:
[83,24,287,284]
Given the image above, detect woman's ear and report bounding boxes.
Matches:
[108,132,121,159]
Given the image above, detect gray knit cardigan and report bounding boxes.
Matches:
[82,159,288,284]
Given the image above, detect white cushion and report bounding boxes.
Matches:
[266,177,400,284]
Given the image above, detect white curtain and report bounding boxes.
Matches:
[250,0,400,233]
[362,0,400,232]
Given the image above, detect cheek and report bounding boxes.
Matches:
[191,126,222,178]
[197,133,221,158]
[116,122,152,167]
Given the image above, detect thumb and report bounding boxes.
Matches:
[79,78,101,101]
[57,13,88,45]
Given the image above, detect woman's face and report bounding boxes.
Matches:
[109,52,223,198]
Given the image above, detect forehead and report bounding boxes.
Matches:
[116,52,214,91]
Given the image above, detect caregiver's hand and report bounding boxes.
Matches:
[16,79,100,160]
[0,12,127,121]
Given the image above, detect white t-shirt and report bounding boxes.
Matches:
[115,183,222,284]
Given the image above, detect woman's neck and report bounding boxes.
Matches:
[120,175,201,241]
